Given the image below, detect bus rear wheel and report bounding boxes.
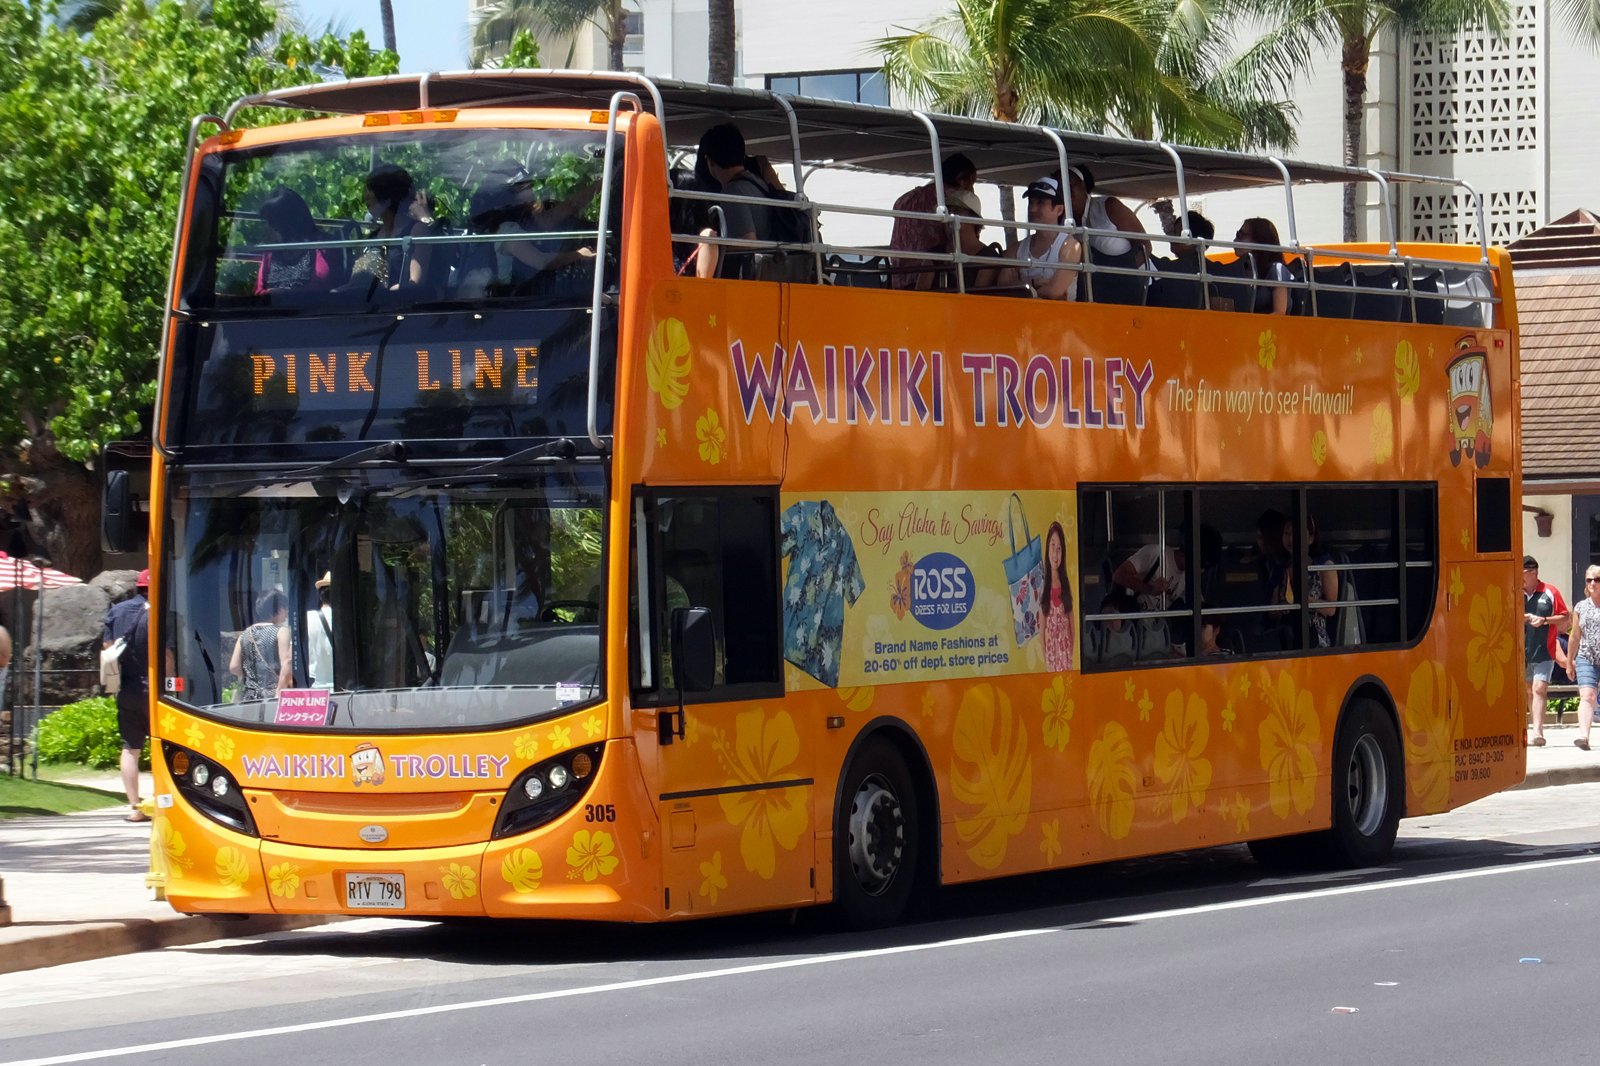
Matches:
[834,738,920,929]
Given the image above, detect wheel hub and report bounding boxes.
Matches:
[1346,733,1389,837]
[847,773,905,896]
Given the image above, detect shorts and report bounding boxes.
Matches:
[115,690,149,750]
[1576,657,1600,692]
[1527,659,1556,684]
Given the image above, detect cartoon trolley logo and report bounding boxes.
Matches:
[238,744,511,785]
[1446,333,1492,468]
[910,552,974,630]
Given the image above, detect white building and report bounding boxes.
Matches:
[472,0,1590,248]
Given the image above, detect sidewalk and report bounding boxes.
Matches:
[3,730,1600,978]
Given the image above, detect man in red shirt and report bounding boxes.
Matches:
[888,153,978,290]
[1524,555,1569,746]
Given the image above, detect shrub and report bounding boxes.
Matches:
[34,697,150,770]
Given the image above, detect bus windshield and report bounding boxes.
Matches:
[164,464,605,732]
[181,126,615,313]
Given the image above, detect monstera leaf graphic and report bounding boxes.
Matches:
[645,317,692,410]
[950,684,1033,870]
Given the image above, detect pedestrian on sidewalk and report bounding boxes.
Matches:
[1524,555,1569,746]
[1559,563,1600,751]
[102,570,151,821]
[0,620,11,713]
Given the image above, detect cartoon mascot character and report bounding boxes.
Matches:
[350,743,385,787]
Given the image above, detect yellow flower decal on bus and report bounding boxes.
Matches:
[548,724,572,750]
[1258,670,1320,818]
[1257,330,1277,370]
[1221,700,1236,732]
[213,735,235,761]
[501,848,543,894]
[1402,660,1461,809]
[153,818,193,871]
[184,723,205,748]
[1137,690,1152,722]
[714,709,808,878]
[645,317,692,410]
[1395,340,1420,400]
[1220,793,1251,834]
[699,851,727,904]
[583,714,603,738]
[836,685,875,713]
[514,732,539,760]
[1155,691,1212,823]
[1371,405,1395,465]
[442,863,478,900]
[1311,429,1328,468]
[214,846,249,889]
[1466,584,1513,704]
[1448,567,1465,604]
[268,862,300,899]
[567,829,620,882]
[1040,819,1062,863]
[1087,722,1136,840]
[696,408,727,465]
[159,710,176,734]
[951,683,1033,870]
[921,691,937,718]
[1041,675,1073,753]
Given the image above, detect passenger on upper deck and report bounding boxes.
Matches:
[1236,217,1292,315]
[1005,176,1081,301]
[695,123,775,279]
[254,186,335,295]
[458,162,594,297]
[889,153,979,290]
[1149,207,1214,271]
[345,164,443,295]
[1067,165,1149,263]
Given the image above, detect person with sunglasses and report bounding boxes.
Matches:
[1559,564,1600,750]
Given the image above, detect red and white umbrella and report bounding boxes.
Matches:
[0,552,82,592]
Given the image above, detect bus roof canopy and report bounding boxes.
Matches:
[228,70,1414,200]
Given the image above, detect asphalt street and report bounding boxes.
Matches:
[4,782,1599,1066]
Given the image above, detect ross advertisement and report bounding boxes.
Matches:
[781,490,1078,690]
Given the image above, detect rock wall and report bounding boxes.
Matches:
[12,572,141,709]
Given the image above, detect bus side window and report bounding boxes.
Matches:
[630,487,783,702]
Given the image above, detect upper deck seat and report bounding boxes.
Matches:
[1351,263,1404,322]
[1405,266,1445,325]
[1204,256,1255,313]
[1082,246,1148,306]
[1307,261,1355,319]
[1147,256,1204,310]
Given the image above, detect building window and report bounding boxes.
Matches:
[623,8,643,55]
[766,69,889,107]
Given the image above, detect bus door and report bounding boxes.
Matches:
[632,487,812,917]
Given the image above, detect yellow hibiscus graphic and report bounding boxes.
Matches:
[1395,339,1420,400]
[951,684,1033,870]
[1040,819,1063,863]
[184,723,205,748]
[837,686,876,713]
[1371,404,1394,465]
[514,732,539,760]
[548,724,572,750]
[1311,429,1329,467]
[501,848,543,893]
[214,846,249,889]
[1402,660,1461,809]
[213,735,235,761]
[1258,670,1321,818]
[583,714,603,738]
[1041,675,1074,754]
[1154,691,1212,823]
[1466,584,1513,703]
[267,862,300,899]
[713,709,808,878]
[699,851,728,904]
[1087,722,1137,840]
[441,863,478,900]
[153,818,193,871]
[1258,329,1277,370]
[158,710,176,734]
[1221,793,1251,834]
[567,829,621,882]
[696,408,727,465]
[644,317,692,410]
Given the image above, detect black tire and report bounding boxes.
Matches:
[834,738,920,929]
[1246,833,1316,869]
[1319,699,1403,866]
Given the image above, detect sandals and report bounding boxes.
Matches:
[1576,738,1591,752]
[124,810,151,823]
[1530,736,1547,747]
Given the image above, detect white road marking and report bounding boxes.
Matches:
[8,851,1600,1066]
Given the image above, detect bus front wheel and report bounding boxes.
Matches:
[834,738,919,929]
[1322,699,1403,866]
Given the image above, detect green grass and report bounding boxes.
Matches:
[0,773,124,819]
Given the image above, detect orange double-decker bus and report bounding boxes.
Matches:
[137,72,1521,928]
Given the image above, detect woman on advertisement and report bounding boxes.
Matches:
[1041,521,1074,671]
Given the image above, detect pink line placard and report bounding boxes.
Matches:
[274,688,331,727]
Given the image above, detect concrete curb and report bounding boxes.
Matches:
[0,913,337,976]
[1515,764,1600,791]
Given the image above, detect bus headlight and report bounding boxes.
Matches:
[162,742,257,837]
[495,743,604,839]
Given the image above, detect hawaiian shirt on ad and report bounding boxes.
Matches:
[780,499,865,687]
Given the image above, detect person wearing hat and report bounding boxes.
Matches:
[1004,176,1082,301]
[1065,164,1149,261]
[889,153,981,290]
[102,569,152,821]
[307,570,334,690]
[1522,555,1569,747]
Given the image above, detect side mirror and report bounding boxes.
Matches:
[102,469,133,554]
[670,606,716,694]
[101,441,150,554]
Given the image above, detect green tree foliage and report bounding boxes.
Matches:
[0,0,394,576]
[35,696,148,769]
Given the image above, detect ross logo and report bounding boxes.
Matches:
[910,552,974,631]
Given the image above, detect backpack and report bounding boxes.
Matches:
[725,173,817,283]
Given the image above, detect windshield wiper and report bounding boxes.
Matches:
[290,440,409,479]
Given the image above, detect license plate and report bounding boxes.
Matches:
[344,873,405,909]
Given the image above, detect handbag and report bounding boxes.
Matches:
[1002,493,1046,647]
[99,638,126,694]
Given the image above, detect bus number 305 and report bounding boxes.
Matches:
[585,804,617,822]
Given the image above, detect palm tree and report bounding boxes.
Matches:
[471,0,628,70]
[876,0,1286,147]
[378,0,396,55]
[1231,0,1513,238]
[707,0,735,84]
